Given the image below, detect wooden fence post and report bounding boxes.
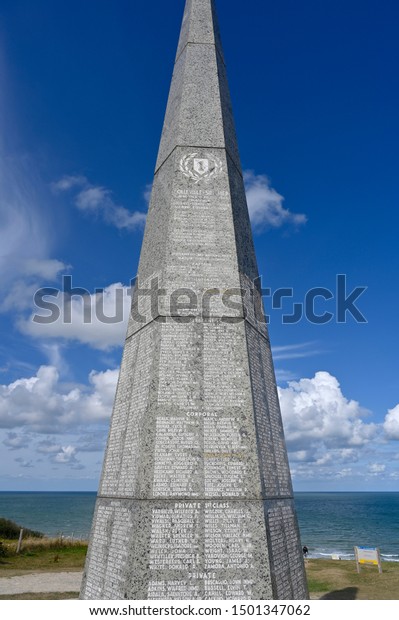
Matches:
[16,528,23,554]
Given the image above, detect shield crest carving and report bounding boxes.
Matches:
[193,158,209,175]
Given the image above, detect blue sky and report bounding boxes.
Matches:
[0,0,398,492]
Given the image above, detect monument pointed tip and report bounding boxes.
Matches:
[176,0,224,63]
[155,0,237,172]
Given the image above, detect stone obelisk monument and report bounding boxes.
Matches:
[81,0,308,600]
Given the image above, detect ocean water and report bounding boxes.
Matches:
[295,492,399,561]
[0,492,96,540]
[0,491,398,561]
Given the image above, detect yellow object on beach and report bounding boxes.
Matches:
[354,546,382,574]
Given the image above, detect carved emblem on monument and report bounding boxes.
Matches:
[179,152,223,183]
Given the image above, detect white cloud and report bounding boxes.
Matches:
[51,445,78,465]
[0,153,60,291]
[3,432,30,450]
[19,282,131,350]
[143,183,153,205]
[22,259,68,280]
[383,404,399,440]
[281,369,399,481]
[75,186,107,210]
[0,365,118,433]
[0,60,66,315]
[0,66,59,291]
[53,175,147,231]
[279,372,377,456]
[0,260,69,313]
[244,171,307,230]
[107,206,147,231]
[0,77,68,307]
[37,440,62,454]
[0,282,39,313]
[51,175,87,192]
[14,457,33,469]
[75,432,107,453]
[0,361,397,483]
[288,450,312,463]
[289,463,359,482]
[83,368,120,422]
[40,343,68,374]
[368,463,386,475]
[275,368,298,383]
[334,468,353,479]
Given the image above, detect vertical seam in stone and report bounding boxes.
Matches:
[116,335,141,496]
[245,326,269,499]
[263,341,294,497]
[97,335,137,497]
[263,504,279,599]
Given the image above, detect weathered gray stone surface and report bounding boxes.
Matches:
[81,0,308,601]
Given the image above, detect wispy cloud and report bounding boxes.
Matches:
[272,341,321,361]
[20,259,68,280]
[143,183,153,205]
[0,152,59,287]
[274,368,298,383]
[244,170,307,231]
[52,175,147,231]
[0,51,67,302]
[51,175,87,192]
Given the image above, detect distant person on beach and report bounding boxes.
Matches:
[302,546,309,557]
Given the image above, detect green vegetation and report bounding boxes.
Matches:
[306,558,399,600]
[0,517,43,540]
[306,577,331,593]
[0,592,79,600]
[0,537,88,574]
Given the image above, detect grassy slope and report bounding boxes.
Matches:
[0,592,79,600]
[0,538,87,576]
[306,559,399,600]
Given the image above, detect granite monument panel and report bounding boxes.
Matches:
[81,0,308,600]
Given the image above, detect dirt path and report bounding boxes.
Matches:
[0,571,83,595]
